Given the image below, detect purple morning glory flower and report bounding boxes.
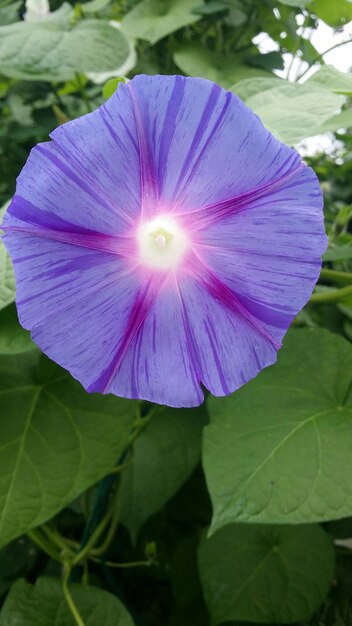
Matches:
[1,75,326,408]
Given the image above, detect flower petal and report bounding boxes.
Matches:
[97,278,204,407]
[3,230,142,390]
[193,164,326,340]
[2,85,142,238]
[2,74,327,408]
[126,74,301,212]
[176,272,278,398]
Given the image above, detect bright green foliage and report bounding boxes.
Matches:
[0,0,21,25]
[205,329,352,531]
[0,351,138,548]
[233,76,282,100]
[0,201,15,311]
[0,577,135,625]
[233,79,345,144]
[0,239,14,311]
[81,0,113,13]
[174,43,271,88]
[120,406,207,539]
[277,0,313,5]
[121,0,204,44]
[198,524,334,624]
[318,109,352,134]
[308,65,352,96]
[0,6,131,81]
[311,0,352,26]
[102,75,128,99]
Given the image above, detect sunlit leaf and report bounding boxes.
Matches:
[317,108,352,134]
[0,10,132,81]
[311,0,352,26]
[121,0,204,44]
[0,201,15,311]
[308,65,352,96]
[174,42,271,88]
[232,80,344,144]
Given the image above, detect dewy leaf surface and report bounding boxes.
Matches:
[0,353,138,548]
[0,577,135,625]
[0,12,131,81]
[204,328,352,531]
[198,524,334,624]
[119,406,208,540]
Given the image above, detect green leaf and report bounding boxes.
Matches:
[121,0,204,45]
[173,43,271,88]
[102,76,128,100]
[0,200,15,312]
[311,0,352,26]
[81,0,112,13]
[0,241,15,311]
[233,76,282,100]
[0,306,34,355]
[308,65,352,96]
[0,0,21,25]
[192,0,228,15]
[246,51,284,71]
[317,108,352,134]
[323,243,352,261]
[0,352,138,548]
[0,536,38,597]
[204,328,352,531]
[0,12,132,81]
[120,406,207,540]
[232,77,349,142]
[198,524,334,624]
[240,82,344,144]
[0,577,135,625]
[277,0,313,5]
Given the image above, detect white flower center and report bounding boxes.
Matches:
[138,215,188,270]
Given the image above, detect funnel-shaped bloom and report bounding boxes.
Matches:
[2,75,326,407]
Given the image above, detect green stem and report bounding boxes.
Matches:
[90,496,120,557]
[75,73,92,114]
[42,524,76,557]
[27,529,63,562]
[296,37,352,81]
[310,284,352,303]
[105,452,134,476]
[72,506,113,566]
[127,405,164,448]
[89,557,156,568]
[320,268,352,282]
[62,563,86,626]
